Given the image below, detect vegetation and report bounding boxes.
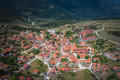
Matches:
[42,19,75,28]
[93,54,108,64]
[55,31,62,35]
[108,31,120,37]
[45,33,52,41]
[77,55,80,59]
[61,58,68,62]
[30,49,39,55]
[50,69,96,80]
[98,19,120,43]
[70,72,76,77]
[9,25,40,32]
[107,74,119,80]
[70,36,79,42]
[85,55,89,59]
[85,34,93,38]
[64,31,73,37]
[89,25,97,30]
[27,59,48,74]
[10,75,17,80]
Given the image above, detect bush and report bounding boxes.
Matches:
[71,72,76,77]
[85,55,89,59]
[10,75,17,80]
[77,55,80,59]
[107,74,118,80]
[64,31,73,37]
[61,58,68,62]
[30,49,39,55]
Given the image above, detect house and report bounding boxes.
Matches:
[50,60,57,67]
[21,43,26,47]
[93,58,99,62]
[0,62,10,71]
[18,61,22,65]
[110,55,117,60]
[113,67,120,72]
[0,62,3,68]
[48,68,57,76]
[0,74,10,80]
[23,64,29,70]
[17,55,25,60]
[101,65,109,70]
[40,53,50,58]
[79,42,86,46]
[117,56,120,60]
[104,52,117,60]
[34,45,40,49]
[116,45,120,50]
[73,68,79,72]
[18,75,26,80]
[3,64,10,71]
[1,48,12,56]
[86,58,91,65]
[92,63,101,72]
[26,77,32,80]
[117,72,120,78]
[60,68,71,72]
[101,70,107,76]
[33,69,40,75]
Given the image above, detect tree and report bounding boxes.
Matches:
[61,58,68,62]
[31,49,39,55]
[85,55,89,59]
[77,55,80,59]
[10,75,17,80]
[52,41,55,44]
[71,72,76,77]
[45,32,50,35]
[64,31,73,37]
[55,31,61,35]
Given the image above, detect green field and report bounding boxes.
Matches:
[50,69,96,80]
[97,19,120,43]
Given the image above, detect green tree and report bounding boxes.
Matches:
[31,49,39,55]
[71,72,76,77]
[45,32,50,35]
[85,55,89,59]
[77,55,80,59]
[55,31,61,35]
[61,58,68,62]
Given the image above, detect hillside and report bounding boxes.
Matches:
[0,0,120,26]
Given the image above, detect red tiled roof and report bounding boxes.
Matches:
[0,74,10,79]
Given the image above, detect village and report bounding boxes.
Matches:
[0,23,120,80]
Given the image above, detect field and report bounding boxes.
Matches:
[22,59,48,79]
[50,69,96,80]
[97,19,120,43]
[28,59,48,73]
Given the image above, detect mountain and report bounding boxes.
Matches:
[0,0,120,23]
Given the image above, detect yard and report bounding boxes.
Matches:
[22,59,48,78]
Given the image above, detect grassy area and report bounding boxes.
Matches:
[28,59,48,73]
[42,19,76,28]
[97,19,120,43]
[22,59,48,78]
[50,69,96,80]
